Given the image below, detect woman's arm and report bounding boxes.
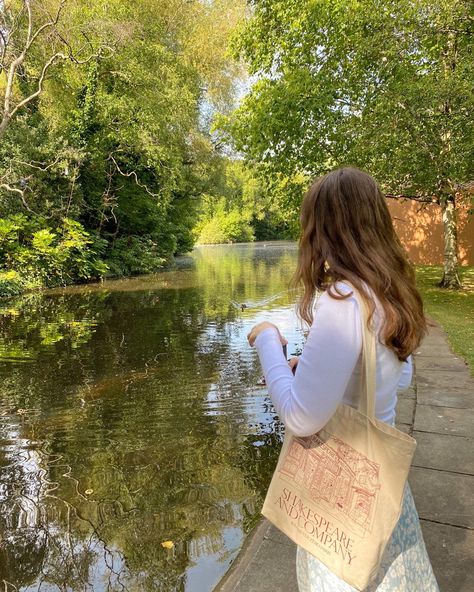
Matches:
[253,290,362,436]
[398,355,413,390]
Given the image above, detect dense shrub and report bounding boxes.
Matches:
[196,210,254,244]
[0,270,24,298]
[106,236,168,276]
[195,198,254,245]
[0,215,108,295]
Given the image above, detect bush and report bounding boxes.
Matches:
[196,217,228,244]
[0,270,24,298]
[106,236,168,276]
[196,203,255,245]
[0,215,108,295]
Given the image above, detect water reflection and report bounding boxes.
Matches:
[0,242,304,591]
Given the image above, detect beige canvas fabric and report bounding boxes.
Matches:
[261,287,417,591]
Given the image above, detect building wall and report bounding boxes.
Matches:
[387,196,474,266]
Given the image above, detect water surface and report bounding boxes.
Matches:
[0,241,306,591]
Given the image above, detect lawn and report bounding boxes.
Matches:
[416,265,474,374]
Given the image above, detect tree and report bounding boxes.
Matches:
[192,158,298,244]
[0,0,111,138]
[222,0,474,287]
[1,0,246,289]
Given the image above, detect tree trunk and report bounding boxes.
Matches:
[0,114,12,138]
[439,194,461,289]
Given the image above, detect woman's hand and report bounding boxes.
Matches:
[288,356,299,375]
[247,321,288,347]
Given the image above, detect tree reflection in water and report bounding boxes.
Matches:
[0,242,303,591]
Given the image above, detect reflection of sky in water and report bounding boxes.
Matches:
[0,241,300,591]
[185,525,243,592]
[202,303,307,429]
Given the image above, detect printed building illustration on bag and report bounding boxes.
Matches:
[279,431,381,537]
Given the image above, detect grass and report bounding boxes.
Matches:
[415,265,474,373]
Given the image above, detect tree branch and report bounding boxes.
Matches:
[26,0,67,52]
[385,193,438,204]
[25,0,33,47]
[0,27,7,69]
[0,0,113,138]
[10,156,62,171]
[455,180,474,193]
[107,154,160,198]
[5,51,69,121]
[0,182,36,213]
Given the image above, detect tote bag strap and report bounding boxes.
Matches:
[346,283,377,420]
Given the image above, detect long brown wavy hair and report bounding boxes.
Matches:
[292,167,426,361]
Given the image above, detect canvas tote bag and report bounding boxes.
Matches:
[261,287,417,590]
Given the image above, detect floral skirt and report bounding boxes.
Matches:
[296,484,439,592]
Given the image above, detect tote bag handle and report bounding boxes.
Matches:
[350,286,377,421]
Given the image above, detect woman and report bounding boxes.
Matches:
[247,167,439,591]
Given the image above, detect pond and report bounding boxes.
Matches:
[0,241,307,592]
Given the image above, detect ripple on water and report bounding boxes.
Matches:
[0,241,300,591]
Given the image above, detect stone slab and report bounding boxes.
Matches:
[412,431,474,474]
[417,334,449,348]
[419,324,449,340]
[415,369,474,393]
[398,386,416,400]
[265,522,295,547]
[418,335,445,343]
[414,356,469,372]
[414,404,474,437]
[414,345,457,357]
[417,387,474,409]
[232,530,298,592]
[420,520,474,592]
[395,397,416,424]
[410,467,474,529]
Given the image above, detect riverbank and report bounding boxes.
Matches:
[0,252,186,299]
[214,320,474,592]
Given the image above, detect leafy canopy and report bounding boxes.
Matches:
[222,0,473,206]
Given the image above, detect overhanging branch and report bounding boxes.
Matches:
[6,51,69,120]
[0,0,114,138]
[455,180,474,193]
[385,193,437,204]
[107,154,160,198]
[26,0,67,51]
[0,181,36,213]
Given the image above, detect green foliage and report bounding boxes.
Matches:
[0,270,24,298]
[106,236,167,276]
[194,158,296,244]
[196,198,255,244]
[0,0,246,291]
[222,0,474,210]
[0,214,108,293]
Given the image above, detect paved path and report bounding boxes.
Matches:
[214,321,474,592]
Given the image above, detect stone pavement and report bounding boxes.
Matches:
[214,321,474,592]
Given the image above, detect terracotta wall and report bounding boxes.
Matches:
[387,197,474,266]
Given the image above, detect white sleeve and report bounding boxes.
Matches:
[397,355,413,390]
[253,290,362,437]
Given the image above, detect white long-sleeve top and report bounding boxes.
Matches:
[253,282,412,437]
